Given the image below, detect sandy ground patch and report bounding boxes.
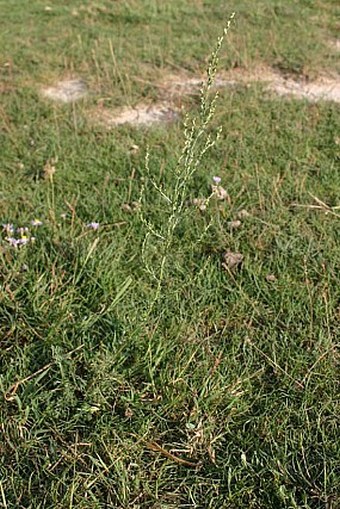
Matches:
[41,78,87,103]
[159,65,280,98]
[42,66,339,128]
[328,39,340,52]
[161,66,340,103]
[92,102,179,127]
[266,75,340,103]
[92,66,340,128]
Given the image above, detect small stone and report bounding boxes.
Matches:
[192,198,207,211]
[129,144,140,154]
[266,274,277,282]
[121,203,132,212]
[227,219,241,229]
[237,209,250,219]
[43,160,56,179]
[222,251,244,271]
[131,201,141,211]
[121,202,140,213]
[125,407,133,418]
[212,184,230,202]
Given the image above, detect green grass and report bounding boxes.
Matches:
[1,1,340,508]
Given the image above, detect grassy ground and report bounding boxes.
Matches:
[0,1,340,508]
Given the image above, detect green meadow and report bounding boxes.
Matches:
[0,1,339,507]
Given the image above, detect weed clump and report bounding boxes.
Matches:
[140,14,235,314]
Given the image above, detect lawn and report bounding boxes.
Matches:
[0,1,339,508]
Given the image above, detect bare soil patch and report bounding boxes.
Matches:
[92,66,340,128]
[328,39,340,52]
[41,65,337,128]
[159,65,276,96]
[161,66,340,103]
[41,78,87,103]
[92,102,179,128]
[266,74,340,103]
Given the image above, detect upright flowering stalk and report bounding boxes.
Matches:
[139,15,235,315]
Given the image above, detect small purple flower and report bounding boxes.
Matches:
[2,223,14,233]
[17,236,30,246]
[87,222,100,230]
[213,176,222,184]
[17,227,29,236]
[31,219,43,227]
[5,235,32,247]
[5,237,20,247]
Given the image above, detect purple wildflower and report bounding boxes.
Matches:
[213,176,222,184]
[2,223,14,233]
[87,222,100,230]
[5,237,20,247]
[5,235,32,247]
[31,219,43,227]
[17,227,29,236]
[17,236,30,246]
